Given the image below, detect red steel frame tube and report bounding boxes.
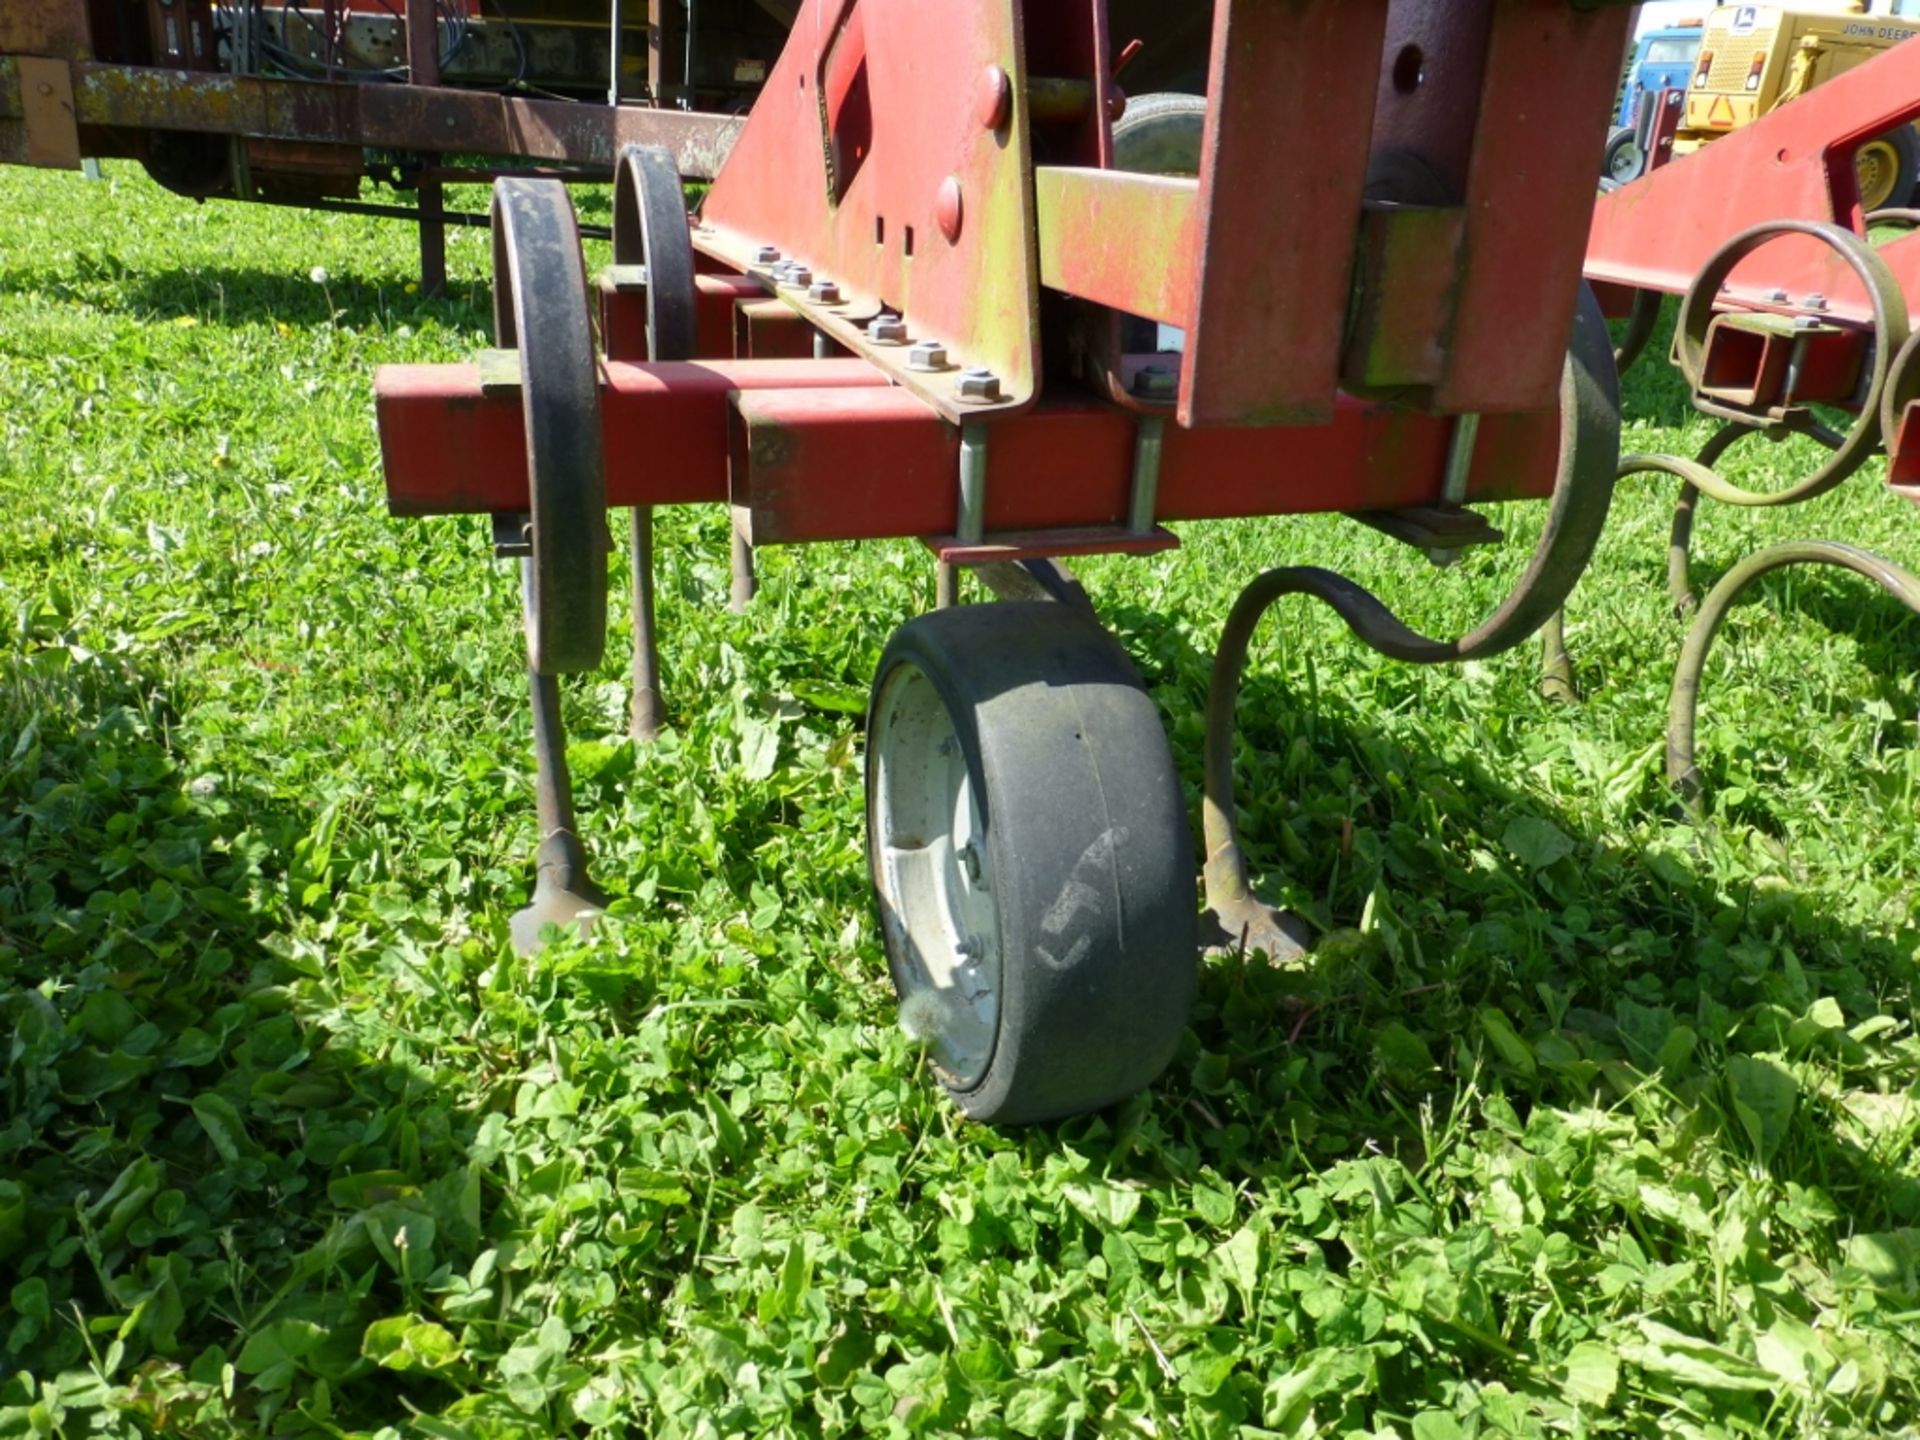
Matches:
[376,356,1562,537]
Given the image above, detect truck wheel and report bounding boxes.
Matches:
[1111,91,1207,175]
[866,604,1197,1125]
[1856,127,1919,213]
[1603,126,1645,186]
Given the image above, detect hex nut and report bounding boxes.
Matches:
[1131,364,1177,400]
[754,245,781,264]
[808,279,842,303]
[868,313,908,344]
[907,339,949,371]
[783,264,814,288]
[957,367,1002,401]
[1802,292,1829,310]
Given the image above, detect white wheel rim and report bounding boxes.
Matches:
[870,662,1000,1087]
[1609,141,1644,182]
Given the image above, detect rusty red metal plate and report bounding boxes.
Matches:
[1588,39,1920,314]
[1431,1,1630,413]
[924,526,1179,565]
[1179,0,1389,428]
[691,0,1039,422]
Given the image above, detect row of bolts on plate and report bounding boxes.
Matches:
[750,243,1177,405]
[753,242,1002,400]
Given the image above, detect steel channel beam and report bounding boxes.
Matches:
[374,358,1562,540]
[0,59,745,177]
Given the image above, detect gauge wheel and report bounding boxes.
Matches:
[1856,127,1919,214]
[1603,126,1645,187]
[865,603,1197,1125]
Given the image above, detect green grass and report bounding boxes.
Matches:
[4,162,1920,1439]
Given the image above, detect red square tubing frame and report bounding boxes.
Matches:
[376,357,1562,542]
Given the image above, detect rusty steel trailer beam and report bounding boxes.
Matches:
[0,59,745,178]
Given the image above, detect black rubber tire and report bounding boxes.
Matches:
[865,603,1197,1126]
[1603,126,1645,187]
[1111,91,1207,175]
[1111,94,1205,355]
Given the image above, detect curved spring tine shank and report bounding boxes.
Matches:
[1203,286,1621,955]
[490,178,612,952]
[1541,225,1896,705]
[613,145,701,740]
[1667,541,1920,813]
[492,179,609,675]
[1664,419,1844,612]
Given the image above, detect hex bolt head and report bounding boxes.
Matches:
[1802,292,1829,310]
[868,312,908,344]
[754,244,782,264]
[1767,288,1790,303]
[957,366,1002,402]
[807,278,841,303]
[1131,363,1177,400]
[907,338,949,371]
[782,264,814,289]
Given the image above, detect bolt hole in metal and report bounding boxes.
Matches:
[871,664,999,1088]
[1392,44,1425,95]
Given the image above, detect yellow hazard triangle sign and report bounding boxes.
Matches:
[1709,95,1737,128]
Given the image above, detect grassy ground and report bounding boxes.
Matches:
[3,163,1920,1440]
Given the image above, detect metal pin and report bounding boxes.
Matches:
[1129,416,1164,535]
[957,421,988,546]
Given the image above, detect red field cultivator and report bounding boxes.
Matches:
[1583,32,1920,809]
[374,0,1635,1123]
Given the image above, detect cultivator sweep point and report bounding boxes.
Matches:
[375,0,1635,1123]
[1581,37,1920,811]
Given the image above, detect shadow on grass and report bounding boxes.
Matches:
[1093,592,1919,1226]
[0,636,515,1429]
[7,551,1917,1433]
[0,256,492,333]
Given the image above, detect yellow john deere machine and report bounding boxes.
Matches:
[1675,0,1920,208]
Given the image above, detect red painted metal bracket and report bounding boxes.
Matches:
[691,0,1040,423]
[1587,38,1920,321]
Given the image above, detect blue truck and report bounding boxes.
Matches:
[1605,22,1704,185]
